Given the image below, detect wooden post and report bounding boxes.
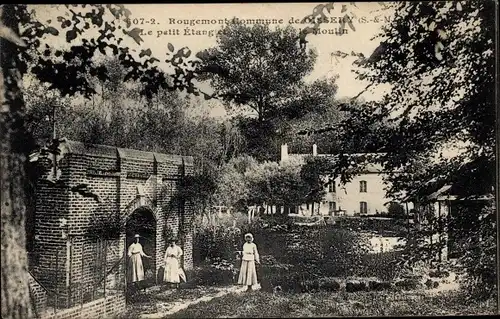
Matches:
[428,204,433,265]
[67,237,72,308]
[102,239,106,298]
[123,236,128,297]
[405,202,410,240]
[438,201,442,262]
[81,245,84,307]
[55,251,59,311]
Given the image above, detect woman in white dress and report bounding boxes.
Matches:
[163,238,184,289]
[237,233,260,292]
[127,234,152,290]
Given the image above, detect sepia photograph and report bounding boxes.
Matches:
[0,2,498,318]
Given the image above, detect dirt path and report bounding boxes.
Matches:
[140,284,261,318]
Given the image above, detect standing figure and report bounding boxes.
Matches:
[127,234,151,291]
[163,238,184,289]
[237,233,260,292]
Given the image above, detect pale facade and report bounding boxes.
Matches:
[281,144,412,217]
[318,173,392,216]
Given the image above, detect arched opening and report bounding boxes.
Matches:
[125,207,156,293]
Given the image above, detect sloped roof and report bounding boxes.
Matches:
[286,152,386,173]
[318,153,385,173]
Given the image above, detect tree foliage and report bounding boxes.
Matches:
[195,22,343,162]
[300,1,494,199]
[197,23,317,121]
[289,3,496,301]
[16,4,206,101]
[351,1,494,199]
[459,202,497,301]
[302,0,496,299]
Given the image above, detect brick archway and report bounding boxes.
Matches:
[123,195,158,223]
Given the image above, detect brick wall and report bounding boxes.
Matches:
[33,155,71,294]
[40,295,126,319]
[33,139,194,312]
[29,272,48,314]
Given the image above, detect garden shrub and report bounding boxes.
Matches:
[428,269,450,278]
[424,279,439,289]
[394,278,422,290]
[387,202,406,219]
[368,280,392,291]
[359,251,402,281]
[192,211,267,264]
[345,280,368,292]
[193,225,241,263]
[334,217,407,237]
[317,277,342,292]
[459,203,497,301]
[286,226,370,278]
[188,260,236,287]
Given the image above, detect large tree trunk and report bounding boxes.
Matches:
[1,5,34,319]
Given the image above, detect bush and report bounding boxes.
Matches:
[334,217,407,237]
[317,277,342,292]
[394,278,422,290]
[368,280,393,291]
[359,251,402,281]
[345,280,368,292]
[260,263,342,294]
[193,225,241,263]
[387,202,406,218]
[192,212,266,264]
[188,260,237,286]
[459,203,497,301]
[285,226,370,278]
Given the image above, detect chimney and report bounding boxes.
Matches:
[312,143,317,156]
[280,143,288,162]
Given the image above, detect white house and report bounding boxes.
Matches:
[280,143,413,217]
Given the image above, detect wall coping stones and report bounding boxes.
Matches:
[52,139,193,165]
[65,140,118,159]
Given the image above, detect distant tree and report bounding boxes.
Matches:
[387,202,405,218]
[244,160,280,207]
[215,155,258,210]
[175,172,218,217]
[269,160,308,213]
[197,23,317,122]
[197,23,330,161]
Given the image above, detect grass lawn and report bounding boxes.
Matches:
[169,290,497,318]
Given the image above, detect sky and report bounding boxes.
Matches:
[31,3,395,118]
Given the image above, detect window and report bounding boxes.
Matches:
[328,201,336,212]
[360,201,368,215]
[328,181,336,193]
[359,180,367,193]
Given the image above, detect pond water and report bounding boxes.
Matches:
[366,235,406,253]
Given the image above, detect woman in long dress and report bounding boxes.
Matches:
[237,233,260,292]
[163,238,184,289]
[127,234,151,290]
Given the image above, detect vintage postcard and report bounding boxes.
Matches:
[0,2,498,318]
